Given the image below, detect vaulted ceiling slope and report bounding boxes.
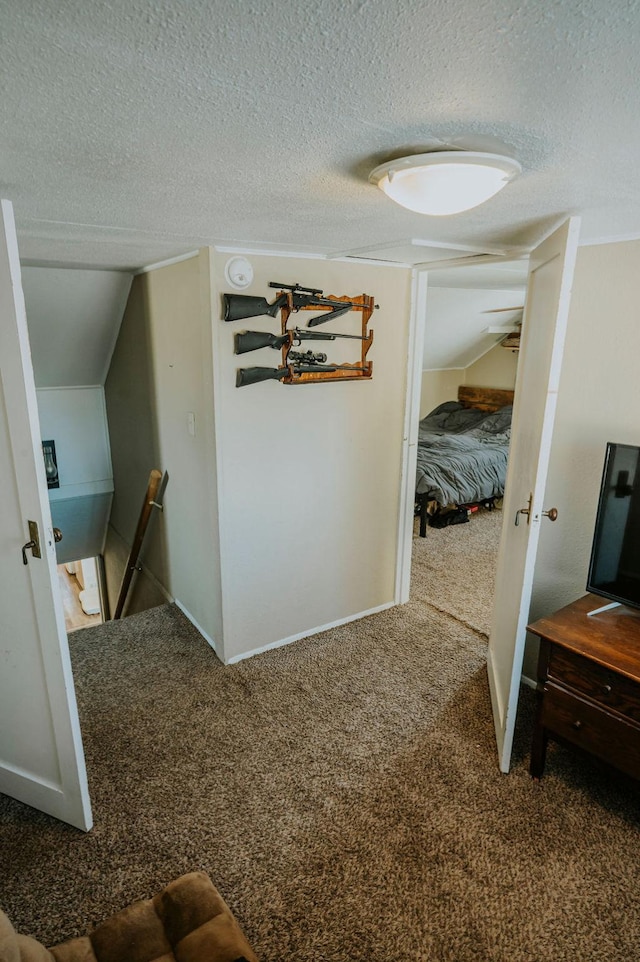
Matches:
[22,267,132,387]
[2,0,639,271]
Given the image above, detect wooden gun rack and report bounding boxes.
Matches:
[279,292,375,384]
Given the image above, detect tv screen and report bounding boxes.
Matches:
[587,442,640,611]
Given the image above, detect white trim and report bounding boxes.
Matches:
[411,237,519,255]
[135,250,200,274]
[395,269,428,604]
[214,243,409,268]
[421,366,466,373]
[579,231,640,247]
[209,262,233,658]
[329,240,421,259]
[20,258,133,272]
[415,251,529,271]
[225,601,396,665]
[329,238,517,260]
[174,599,220,658]
[332,256,410,268]
[214,244,327,260]
[35,383,105,391]
[48,480,114,501]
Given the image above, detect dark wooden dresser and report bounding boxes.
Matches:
[528,594,640,779]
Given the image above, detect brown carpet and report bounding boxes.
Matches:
[1,529,640,961]
[412,506,503,636]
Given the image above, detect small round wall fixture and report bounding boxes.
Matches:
[369,150,521,216]
[225,256,254,289]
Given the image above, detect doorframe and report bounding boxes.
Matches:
[395,268,428,602]
[394,252,531,604]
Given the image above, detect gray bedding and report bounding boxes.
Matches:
[416,401,512,505]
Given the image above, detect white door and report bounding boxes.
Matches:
[0,199,92,830]
[487,217,581,773]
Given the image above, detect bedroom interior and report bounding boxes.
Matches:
[410,259,525,634]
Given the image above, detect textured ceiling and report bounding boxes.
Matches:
[2,0,640,270]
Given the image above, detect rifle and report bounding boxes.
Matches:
[236,363,368,388]
[234,328,368,355]
[224,281,378,326]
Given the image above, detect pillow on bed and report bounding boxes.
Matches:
[471,405,513,436]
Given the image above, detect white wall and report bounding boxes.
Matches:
[420,368,463,417]
[104,250,221,639]
[419,345,518,418]
[36,386,113,563]
[36,386,113,497]
[211,253,412,662]
[423,286,523,369]
[526,239,640,676]
[465,342,519,391]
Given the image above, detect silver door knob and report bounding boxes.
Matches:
[53,527,63,542]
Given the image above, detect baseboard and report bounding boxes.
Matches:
[174,599,220,659]
[225,600,396,665]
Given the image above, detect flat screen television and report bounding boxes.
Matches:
[587,442,640,611]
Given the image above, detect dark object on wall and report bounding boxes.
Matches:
[228,282,377,385]
[223,281,373,326]
[234,327,368,355]
[237,363,368,387]
[42,439,59,489]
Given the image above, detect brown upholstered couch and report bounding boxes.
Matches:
[0,872,258,962]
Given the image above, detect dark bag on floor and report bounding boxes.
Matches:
[428,507,469,528]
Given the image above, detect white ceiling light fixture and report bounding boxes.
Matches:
[369,151,522,216]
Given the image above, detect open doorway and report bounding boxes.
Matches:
[57,557,105,633]
[409,259,527,636]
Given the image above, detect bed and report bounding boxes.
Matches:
[415,385,514,536]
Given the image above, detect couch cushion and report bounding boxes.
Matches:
[50,937,98,962]
[89,899,172,962]
[153,873,227,946]
[10,873,257,962]
[0,910,19,962]
[0,910,54,962]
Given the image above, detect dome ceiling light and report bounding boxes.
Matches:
[369,150,522,216]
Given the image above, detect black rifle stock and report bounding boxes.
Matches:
[236,363,367,387]
[224,293,287,322]
[234,330,290,354]
[224,283,378,324]
[234,328,367,355]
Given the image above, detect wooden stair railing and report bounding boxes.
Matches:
[113,468,168,620]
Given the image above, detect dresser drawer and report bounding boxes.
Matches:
[548,645,640,721]
[541,683,640,779]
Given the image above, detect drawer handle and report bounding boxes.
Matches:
[602,684,612,695]
[573,720,583,730]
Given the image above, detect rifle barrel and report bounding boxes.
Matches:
[294,328,366,341]
[269,281,323,295]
